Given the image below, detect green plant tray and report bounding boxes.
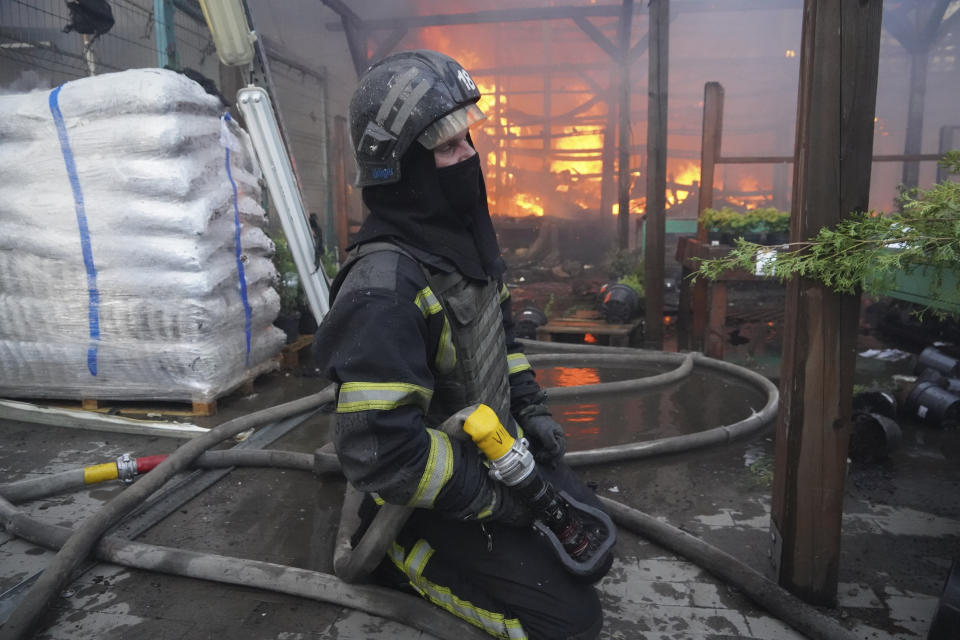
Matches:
[868,263,960,313]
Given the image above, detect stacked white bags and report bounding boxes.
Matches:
[0,68,286,402]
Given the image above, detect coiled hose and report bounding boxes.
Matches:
[0,345,860,640]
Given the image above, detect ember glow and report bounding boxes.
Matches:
[412,4,779,222]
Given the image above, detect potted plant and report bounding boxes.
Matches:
[692,152,960,317]
[271,233,303,343]
[700,207,790,245]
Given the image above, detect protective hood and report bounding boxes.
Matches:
[353,141,505,282]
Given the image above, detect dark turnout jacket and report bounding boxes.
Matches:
[314,241,542,519]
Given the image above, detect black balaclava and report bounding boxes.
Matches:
[353,137,505,282]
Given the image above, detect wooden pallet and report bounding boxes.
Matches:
[281,334,314,369]
[31,356,283,419]
[44,396,227,418]
[536,316,642,347]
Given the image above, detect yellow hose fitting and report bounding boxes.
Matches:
[463,404,515,462]
[83,462,119,485]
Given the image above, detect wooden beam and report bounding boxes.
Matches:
[616,0,634,251]
[601,66,618,226]
[322,0,368,75]
[686,82,722,352]
[770,0,883,606]
[326,0,801,32]
[573,16,620,60]
[368,27,408,65]
[339,5,622,31]
[643,0,668,349]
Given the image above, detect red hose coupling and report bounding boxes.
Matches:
[135,455,168,474]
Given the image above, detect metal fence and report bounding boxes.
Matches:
[0,0,218,85]
[0,0,334,248]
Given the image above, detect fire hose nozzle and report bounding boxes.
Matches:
[463,404,616,583]
[463,404,535,486]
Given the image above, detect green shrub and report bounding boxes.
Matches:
[699,207,789,234]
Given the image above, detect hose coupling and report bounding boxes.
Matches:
[116,453,138,484]
[487,438,536,487]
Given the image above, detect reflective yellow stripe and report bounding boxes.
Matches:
[408,429,454,508]
[83,462,118,484]
[392,539,528,639]
[414,286,442,317]
[499,283,510,303]
[337,382,432,413]
[404,539,434,579]
[506,352,531,375]
[476,490,497,520]
[435,315,457,373]
[372,493,385,506]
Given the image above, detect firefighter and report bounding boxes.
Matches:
[314,50,611,640]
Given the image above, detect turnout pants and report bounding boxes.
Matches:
[374,463,608,640]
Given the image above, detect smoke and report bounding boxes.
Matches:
[0,70,53,95]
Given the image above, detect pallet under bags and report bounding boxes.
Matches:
[0,68,286,402]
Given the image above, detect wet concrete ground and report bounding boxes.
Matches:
[1,340,958,639]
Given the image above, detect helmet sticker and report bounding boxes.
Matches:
[375,67,420,125]
[389,78,433,135]
[456,68,476,92]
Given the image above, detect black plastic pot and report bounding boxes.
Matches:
[514,305,548,340]
[765,231,789,246]
[849,412,902,463]
[600,283,640,324]
[905,381,960,428]
[918,368,960,394]
[916,346,960,376]
[852,390,898,418]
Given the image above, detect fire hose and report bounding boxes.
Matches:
[0,345,863,640]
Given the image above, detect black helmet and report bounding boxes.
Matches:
[349,49,485,187]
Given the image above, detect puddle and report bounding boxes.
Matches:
[538,365,769,449]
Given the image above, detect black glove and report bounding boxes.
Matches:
[520,409,567,468]
[486,483,534,528]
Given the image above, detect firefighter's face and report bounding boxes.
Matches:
[433,130,476,168]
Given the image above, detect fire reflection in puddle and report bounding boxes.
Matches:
[539,366,767,450]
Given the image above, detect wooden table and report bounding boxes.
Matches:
[676,236,770,359]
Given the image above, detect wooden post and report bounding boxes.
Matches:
[543,21,553,175]
[901,49,929,190]
[705,282,727,359]
[643,0,668,349]
[770,0,883,606]
[696,83,723,243]
[616,0,634,251]
[689,82,723,352]
[600,68,617,228]
[332,115,350,261]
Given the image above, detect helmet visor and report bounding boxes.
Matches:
[417,103,486,150]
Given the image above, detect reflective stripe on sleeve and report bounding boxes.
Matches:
[408,428,454,508]
[337,382,432,413]
[499,282,510,303]
[414,286,442,317]
[390,538,528,640]
[506,352,532,375]
[435,315,457,373]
